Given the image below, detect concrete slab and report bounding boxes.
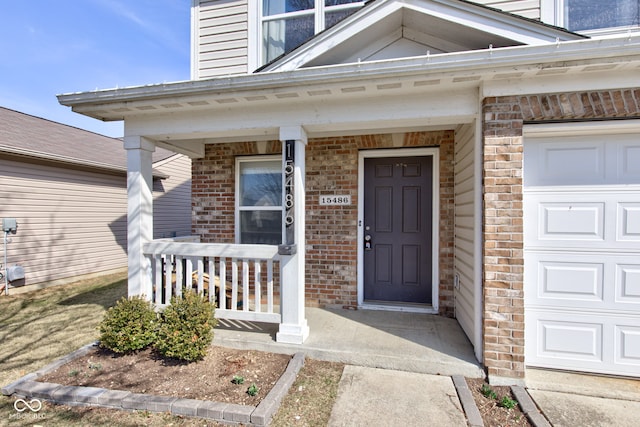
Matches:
[214,307,483,378]
[526,368,640,401]
[529,389,640,427]
[327,366,467,427]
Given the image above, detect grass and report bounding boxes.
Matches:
[0,272,344,426]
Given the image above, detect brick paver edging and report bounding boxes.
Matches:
[2,342,305,426]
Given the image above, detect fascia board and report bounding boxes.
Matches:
[58,35,640,112]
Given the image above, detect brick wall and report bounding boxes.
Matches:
[482,88,640,381]
[192,131,455,313]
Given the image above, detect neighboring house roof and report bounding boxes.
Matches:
[0,107,175,175]
[259,0,585,72]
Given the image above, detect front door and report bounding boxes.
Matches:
[363,156,433,304]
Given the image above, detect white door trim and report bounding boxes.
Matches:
[357,147,440,313]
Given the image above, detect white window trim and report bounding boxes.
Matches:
[541,0,640,35]
[235,155,283,244]
[249,0,364,70]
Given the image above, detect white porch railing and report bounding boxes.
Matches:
[143,238,281,324]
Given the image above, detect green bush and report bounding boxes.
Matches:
[98,296,158,353]
[155,290,217,362]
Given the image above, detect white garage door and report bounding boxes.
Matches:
[524,126,640,377]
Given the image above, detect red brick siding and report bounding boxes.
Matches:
[192,131,455,314]
[482,88,640,380]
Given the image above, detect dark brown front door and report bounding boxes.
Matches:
[363,156,433,304]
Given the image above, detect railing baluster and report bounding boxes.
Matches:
[185,257,194,292]
[242,259,249,312]
[219,257,226,310]
[267,260,274,314]
[165,254,173,303]
[197,258,204,295]
[255,260,262,313]
[231,258,238,310]
[175,256,183,298]
[154,255,162,304]
[208,258,214,304]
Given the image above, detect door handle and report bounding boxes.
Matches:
[364,234,372,251]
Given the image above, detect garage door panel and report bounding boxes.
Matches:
[539,260,603,302]
[539,319,603,361]
[540,202,603,240]
[617,265,640,304]
[619,143,640,180]
[526,140,605,186]
[526,310,640,376]
[616,325,640,367]
[526,194,640,250]
[526,252,640,309]
[618,203,640,241]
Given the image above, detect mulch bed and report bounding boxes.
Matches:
[39,346,291,406]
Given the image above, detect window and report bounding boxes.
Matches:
[260,0,364,64]
[237,157,283,245]
[542,0,640,33]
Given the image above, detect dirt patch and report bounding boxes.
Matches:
[40,346,291,406]
[466,377,533,427]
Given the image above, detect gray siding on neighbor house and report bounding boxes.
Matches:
[453,123,478,349]
[194,0,249,79]
[153,154,193,239]
[474,0,540,19]
[0,157,129,286]
[0,154,192,288]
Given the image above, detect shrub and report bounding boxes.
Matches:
[99,296,158,353]
[155,290,217,362]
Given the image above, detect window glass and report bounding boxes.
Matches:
[239,160,281,207]
[565,0,639,31]
[263,0,314,16]
[263,16,315,62]
[325,8,358,27]
[238,159,282,245]
[260,0,364,65]
[325,0,361,5]
[240,211,282,244]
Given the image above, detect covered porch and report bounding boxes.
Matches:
[214,306,483,377]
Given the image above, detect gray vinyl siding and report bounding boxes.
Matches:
[153,154,192,239]
[473,0,540,19]
[453,123,478,349]
[0,158,128,286]
[0,153,192,288]
[195,0,249,79]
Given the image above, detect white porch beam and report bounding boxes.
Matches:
[277,125,310,344]
[124,135,155,299]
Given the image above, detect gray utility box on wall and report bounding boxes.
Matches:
[6,265,25,282]
[2,218,17,233]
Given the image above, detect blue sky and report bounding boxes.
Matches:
[0,0,191,137]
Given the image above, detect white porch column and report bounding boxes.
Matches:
[277,126,310,344]
[124,136,155,299]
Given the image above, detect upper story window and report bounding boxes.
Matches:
[542,0,640,33]
[261,0,364,64]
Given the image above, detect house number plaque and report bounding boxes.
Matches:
[319,195,351,206]
[283,140,295,247]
